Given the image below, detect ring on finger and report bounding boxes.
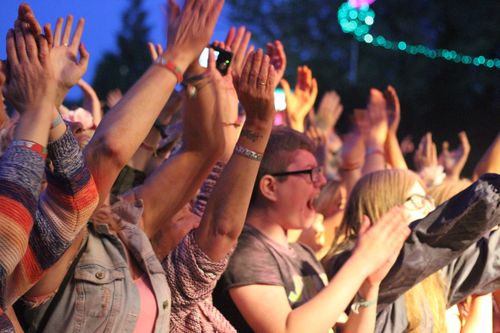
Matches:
[257,81,266,86]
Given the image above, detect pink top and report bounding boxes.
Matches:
[133,274,158,333]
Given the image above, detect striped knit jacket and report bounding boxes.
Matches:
[0,128,98,332]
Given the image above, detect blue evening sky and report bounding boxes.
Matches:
[1,0,234,99]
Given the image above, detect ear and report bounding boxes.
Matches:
[259,175,279,202]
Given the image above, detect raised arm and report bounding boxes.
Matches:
[0,24,55,304]
[130,49,226,238]
[195,49,276,261]
[84,0,224,205]
[362,89,388,175]
[280,66,318,133]
[384,85,407,170]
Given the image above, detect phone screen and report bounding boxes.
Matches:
[198,48,220,68]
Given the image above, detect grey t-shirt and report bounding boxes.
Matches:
[214,224,328,332]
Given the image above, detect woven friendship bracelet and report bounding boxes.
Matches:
[234,144,263,161]
[350,293,377,314]
[11,140,48,159]
[155,57,183,83]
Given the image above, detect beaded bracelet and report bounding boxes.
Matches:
[234,144,263,161]
[155,57,183,83]
[11,140,48,158]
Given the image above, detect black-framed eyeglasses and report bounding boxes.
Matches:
[403,194,434,211]
[271,166,324,183]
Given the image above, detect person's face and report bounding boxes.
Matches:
[273,149,327,230]
[403,181,435,223]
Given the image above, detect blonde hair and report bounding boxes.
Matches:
[428,179,472,206]
[315,180,343,218]
[328,169,447,333]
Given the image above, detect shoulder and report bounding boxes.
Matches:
[223,226,284,289]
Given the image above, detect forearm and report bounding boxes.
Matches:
[127,127,161,172]
[342,284,378,333]
[285,254,369,333]
[385,133,407,170]
[362,138,386,175]
[43,127,98,236]
[195,120,273,261]
[135,149,220,237]
[0,144,45,297]
[84,51,188,204]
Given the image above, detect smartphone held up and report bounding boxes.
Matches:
[199,45,233,76]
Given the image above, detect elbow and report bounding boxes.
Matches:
[84,135,127,171]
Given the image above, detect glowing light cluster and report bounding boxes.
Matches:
[337,2,500,69]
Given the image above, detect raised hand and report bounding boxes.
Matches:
[237,50,276,124]
[280,65,318,132]
[439,131,471,179]
[385,85,400,135]
[366,88,388,146]
[316,90,343,132]
[266,40,286,88]
[3,26,57,146]
[3,28,56,115]
[223,26,254,81]
[45,16,89,106]
[352,207,410,281]
[147,42,164,62]
[165,0,224,70]
[414,132,438,171]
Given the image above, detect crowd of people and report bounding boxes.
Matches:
[0,1,499,333]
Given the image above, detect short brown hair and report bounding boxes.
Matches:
[250,126,315,205]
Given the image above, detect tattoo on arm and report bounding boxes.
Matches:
[241,129,263,142]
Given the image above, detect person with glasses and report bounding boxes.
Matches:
[214,126,411,333]
[323,169,500,333]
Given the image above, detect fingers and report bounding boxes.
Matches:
[37,34,50,66]
[280,79,291,97]
[359,215,371,235]
[225,26,236,45]
[23,26,39,63]
[70,18,85,49]
[14,28,29,64]
[61,15,74,46]
[147,42,158,61]
[247,49,263,86]
[44,23,53,47]
[207,48,217,71]
[240,51,254,85]
[53,17,64,47]
[78,42,90,70]
[458,131,470,153]
[156,44,164,56]
[6,30,19,67]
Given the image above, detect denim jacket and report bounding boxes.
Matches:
[18,199,171,333]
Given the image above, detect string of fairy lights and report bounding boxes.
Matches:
[337,1,500,69]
